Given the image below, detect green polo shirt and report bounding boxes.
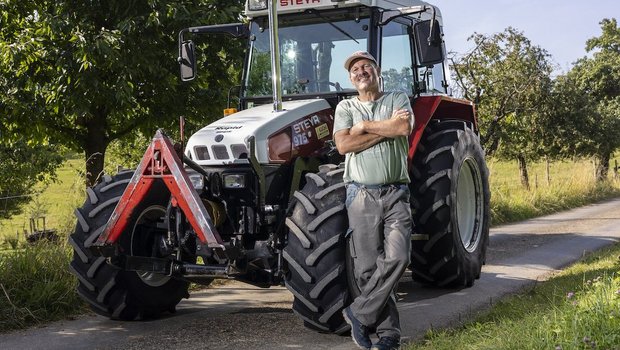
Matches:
[333,91,413,185]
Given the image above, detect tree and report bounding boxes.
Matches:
[542,74,595,159]
[566,18,620,181]
[451,28,554,189]
[0,0,245,186]
[382,67,413,93]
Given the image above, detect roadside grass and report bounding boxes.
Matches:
[0,157,86,332]
[0,156,619,333]
[407,243,620,350]
[0,241,87,332]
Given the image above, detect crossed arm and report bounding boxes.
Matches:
[334,109,413,155]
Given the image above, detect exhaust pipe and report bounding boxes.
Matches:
[268,0,283,112]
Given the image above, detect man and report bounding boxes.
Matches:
[333,51,414,350]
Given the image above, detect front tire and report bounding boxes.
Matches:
[284,164,350,333]
[409,120,490,287]
[69,172,191,320]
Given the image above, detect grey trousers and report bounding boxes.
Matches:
[346,183,412,338]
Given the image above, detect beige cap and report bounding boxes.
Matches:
[343,51,378,71]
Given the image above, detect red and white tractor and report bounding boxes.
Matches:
[70,0,490,333]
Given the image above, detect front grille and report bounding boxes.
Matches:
[194,146,210,160]
[212,145,230,160]
[231,144,249,159]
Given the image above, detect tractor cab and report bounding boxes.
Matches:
[180,0,449,111]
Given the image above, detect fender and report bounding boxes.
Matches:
[408,95,477,163]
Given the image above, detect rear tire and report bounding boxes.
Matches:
[409,119,490,287]
[284,164,350,334]
[69,172,191,320]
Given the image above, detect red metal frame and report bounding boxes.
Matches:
[93,130,224,249]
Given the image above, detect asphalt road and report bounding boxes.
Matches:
[2,198,620,350]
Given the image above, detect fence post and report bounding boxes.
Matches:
[546,157,551,185]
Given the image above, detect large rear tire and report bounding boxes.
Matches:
[69,172,191,320]
[409,119,490,287]
[284,164,350,334]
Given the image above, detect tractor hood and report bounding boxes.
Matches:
[185,98,333,165]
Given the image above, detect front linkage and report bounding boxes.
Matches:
[89,129,281,284]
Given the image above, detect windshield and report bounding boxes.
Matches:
[245,11,370,97]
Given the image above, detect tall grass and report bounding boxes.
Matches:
[0,158,86,332]
[489,158,620,225]
[0,241,86,332]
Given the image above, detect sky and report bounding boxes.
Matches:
[429,0,620,74]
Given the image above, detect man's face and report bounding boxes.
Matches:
[348,58,380,92]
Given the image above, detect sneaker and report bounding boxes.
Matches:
[342,306,372,349]
[371,336,400,350]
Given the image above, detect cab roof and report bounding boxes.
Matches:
[245,0,442,24]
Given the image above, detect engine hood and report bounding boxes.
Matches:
[185,99,333,165]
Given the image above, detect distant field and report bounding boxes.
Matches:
[0,158,84,245]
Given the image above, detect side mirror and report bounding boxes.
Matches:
[179,40,196,81]
[414,19,444,66]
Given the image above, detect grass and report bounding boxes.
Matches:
[489,158,620,225]
[0,241,87,332]
[407,243,620,350]
[0,156,619,333]
[0,157,86,332]
[0,157,84,247]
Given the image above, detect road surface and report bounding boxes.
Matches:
[2,198,620,350]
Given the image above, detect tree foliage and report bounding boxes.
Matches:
[549,18,620,181]
[382,67,413,93]
[0,0,245,186]
[0,130,63,220]
[451,27,554,188]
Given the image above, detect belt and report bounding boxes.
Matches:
[347,182,408,189]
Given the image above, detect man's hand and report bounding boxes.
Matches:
[334,128,384,155]
[350,121,366,136]
[391,109,410,120]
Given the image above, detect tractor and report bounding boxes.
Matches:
[70,0,490,333]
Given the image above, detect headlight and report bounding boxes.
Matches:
[248,0,267,10]
[223,174,246,189]
[188,174,204,190]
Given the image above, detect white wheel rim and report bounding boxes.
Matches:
[456,157,483,252]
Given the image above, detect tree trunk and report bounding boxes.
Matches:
[594,152,610,182]
[84,141,107,188]
[82,110,109,187]
[517,154,530,190]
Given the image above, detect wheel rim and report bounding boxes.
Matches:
[131,205,170,287]
[456,157,483,252]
